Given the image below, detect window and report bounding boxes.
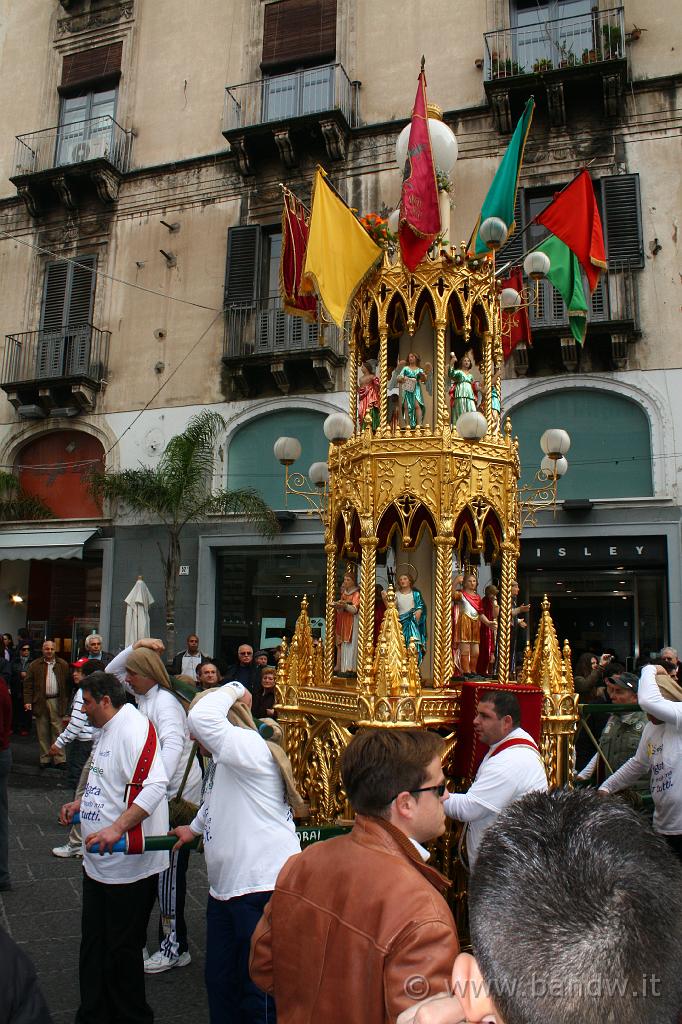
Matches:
[261,0,336,72]
[512,389,653,498]
[224,225,322,355]
[511,0,593,69]
[57,43,121,164]
[262,64,334,122]
[38,257,96,378]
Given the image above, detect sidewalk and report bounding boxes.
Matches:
[4,733,210,1024]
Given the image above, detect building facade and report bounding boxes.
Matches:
[0,0,679,665]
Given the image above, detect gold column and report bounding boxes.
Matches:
[378,326,389,431]
[435,318,447,428]
[482,330,493,424]
[324,540,337,681]
[496,542,516,683]
[357,535,378,670]
[433,534,454,688]
[348,337,359,433]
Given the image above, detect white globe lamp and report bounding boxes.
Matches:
[308,462,329,488]
[540,428,571,458]
[456,411,488,440]
[479,217,509,251]
[323,412,354,444]
[273,436,301,466]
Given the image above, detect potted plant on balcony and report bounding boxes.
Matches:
[533,57,554,72]
[581,47,601,63]
[491,56,524,78]
[601,22,622,58]
[558,43,577,68]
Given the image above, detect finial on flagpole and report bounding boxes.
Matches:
[421,55,425,73]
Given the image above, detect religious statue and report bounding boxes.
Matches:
[476,583,499,676]
[490,371,502,432]
[452,572,493,676]
[398,352,432,429]
[448,351,478,425]
[334,566,360,674]
[358,358,380,431]
[384,566,427,664]
[510,581,530,677]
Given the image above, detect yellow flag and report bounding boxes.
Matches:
[303,168,382,328]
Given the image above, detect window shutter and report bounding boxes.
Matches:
[66,256,97,327]
[262,0,337,71]
[497,188,525,267]
[60,42,123,91]
[601,174,643,269]
[224,226,261,307]
[40,262,69,333]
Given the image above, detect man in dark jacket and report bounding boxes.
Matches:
[223,643,260,693]
[23,641,70,768]
[0,926,52,1022]
[171,633,210,678]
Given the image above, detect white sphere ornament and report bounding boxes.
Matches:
[323,411,354,444]
[500,287,521,311]
[308,462,329,487]
[456,411,488,440]
[479,217,509,251]
[523,250,551,280]
[541,455,568,477]
[540,428,571,457]
[273,436,301,465]
[395,119,458,177]
[387,208,400,234]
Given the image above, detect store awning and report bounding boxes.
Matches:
[0,528,100,561]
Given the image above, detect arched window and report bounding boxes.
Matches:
[17,430,105,518]
[227,409,328,509]
[510,389,653,499]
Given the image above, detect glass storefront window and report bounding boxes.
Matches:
[216,547,326,664]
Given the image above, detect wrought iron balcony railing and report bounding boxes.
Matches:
[2,326,110,388]
[484,6,625,81]
[530,261,637,332]
[224,296,344,360]
[224,63,359,133]
[11,116,130,179]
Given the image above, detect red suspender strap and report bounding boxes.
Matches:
[125,720,157,855]
[488,737,539,758]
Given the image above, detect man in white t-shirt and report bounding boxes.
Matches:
[600,662,682,860]
[60,671,169,1024]
[443,690,548,867]
[172,682,302,1024]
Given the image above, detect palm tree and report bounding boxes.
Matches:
[91,410,278,659]
[0,471,53,521]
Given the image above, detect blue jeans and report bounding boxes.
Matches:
[205,891,275,1024]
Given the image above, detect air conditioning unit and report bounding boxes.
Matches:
[69,137,109,164]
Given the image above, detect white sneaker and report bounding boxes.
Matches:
[52,843,84,858]
[143,950,191,974]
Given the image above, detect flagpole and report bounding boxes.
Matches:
[278,182,311,216]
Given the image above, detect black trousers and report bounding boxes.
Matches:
[76,870,158,1024]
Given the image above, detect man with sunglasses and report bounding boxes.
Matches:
[443,690,548,868]
[250,729,459,1023]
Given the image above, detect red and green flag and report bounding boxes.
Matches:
[399,68,441,272]
[470,97,535,255]
[536,234,588,345]
[535,169,606,293]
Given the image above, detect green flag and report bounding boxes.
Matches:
[471,97,535,255]
[537,234,588,345]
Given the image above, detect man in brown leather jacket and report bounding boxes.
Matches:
[23,640,70,768]
[250,729,459,1023]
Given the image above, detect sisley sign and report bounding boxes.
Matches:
[519,536,667,569]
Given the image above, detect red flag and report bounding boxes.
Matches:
[501,268,531,360]
[535,169,606,293]
[280,189,317,321]
[399,70,440,273]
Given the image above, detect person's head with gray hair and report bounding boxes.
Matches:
[400,789,682,1024]
[84,634,103,654]
[660,646,678,664]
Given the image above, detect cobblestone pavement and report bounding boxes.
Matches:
[4,735,209,1024]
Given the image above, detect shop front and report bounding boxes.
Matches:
[518,533,670,665]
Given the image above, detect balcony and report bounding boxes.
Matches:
[483,7,627,131]
[222,296,346,396]
[223,63,359,174]
[1,326,110,417]
[513,262,639,376]
[10,116,130,217]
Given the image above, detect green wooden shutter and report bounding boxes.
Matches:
[224,226,261,307]
[601,174,643,269]
[38,257,96,377]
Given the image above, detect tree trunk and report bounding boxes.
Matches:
[163,530,182,664]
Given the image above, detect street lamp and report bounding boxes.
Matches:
[519,428,571,527]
